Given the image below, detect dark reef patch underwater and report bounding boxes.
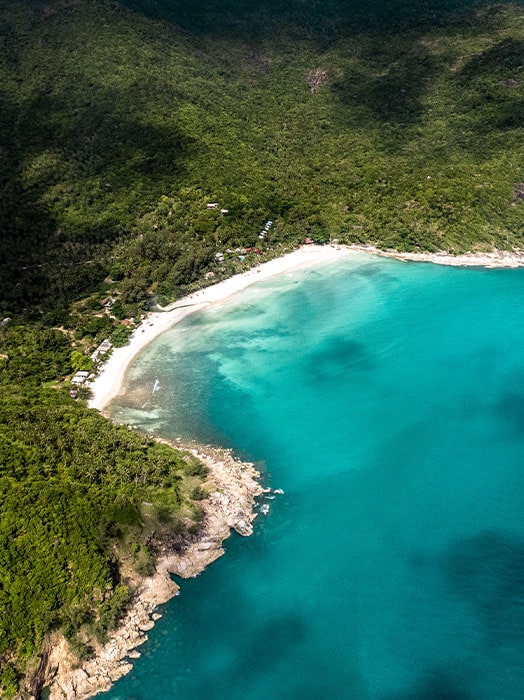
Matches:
[107,254,524,699]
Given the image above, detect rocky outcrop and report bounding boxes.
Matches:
[347,243,524,268]
[41,443,263,700]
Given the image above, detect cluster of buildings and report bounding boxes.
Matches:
[204,199,281,264]
[90,338,112,362]
[70,339,113,397]
[258,220,273,240]
[71,370,91,387]
[215,246,264,264]
[206,198,275,260]
[206,203,229,215]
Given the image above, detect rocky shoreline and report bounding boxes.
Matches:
[347,244,524,268]
[38,241,524,700]
[40,442,265,700]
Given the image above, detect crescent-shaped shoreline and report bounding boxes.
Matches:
[88,243,524,414]
[45,243,524,699]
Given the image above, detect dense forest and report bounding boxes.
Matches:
[0,324,209,696]
[1,0,524,318]
[0,0,523,695]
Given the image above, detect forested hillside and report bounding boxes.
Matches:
[1,0,523,695]
[0,323,209,696]
[1,0,523,317]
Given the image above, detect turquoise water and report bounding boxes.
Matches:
[106,253,524,699]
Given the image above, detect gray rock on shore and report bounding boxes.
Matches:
[42,442,263,700]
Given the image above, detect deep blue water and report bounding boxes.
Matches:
[106,253,524,699]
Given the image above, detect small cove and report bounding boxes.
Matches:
[105,253,524,699]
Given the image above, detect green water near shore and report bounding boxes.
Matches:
[106,253,524,699]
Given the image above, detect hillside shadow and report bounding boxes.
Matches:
[454,38,524,134]
[16,88,194,194]
[331,47,440,130]
[120,0,496,40]
[1,85,196,315]
[118,0,491,134]
[0,89,58,314]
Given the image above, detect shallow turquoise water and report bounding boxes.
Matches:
[107,253,524,699]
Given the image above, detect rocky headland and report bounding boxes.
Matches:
[28,242,524,700]
[32,443,264,700]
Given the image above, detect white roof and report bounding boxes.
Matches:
[72,371,90,385]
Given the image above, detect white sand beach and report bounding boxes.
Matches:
[88,242,524,412]
[73,240,524,700]
[88,244,353,411]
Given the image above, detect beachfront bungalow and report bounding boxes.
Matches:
[90,339,113,362]
[71,370,90,386]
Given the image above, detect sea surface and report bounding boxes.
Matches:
[106,252,524,700]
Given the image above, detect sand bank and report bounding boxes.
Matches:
[88,245,352,411]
